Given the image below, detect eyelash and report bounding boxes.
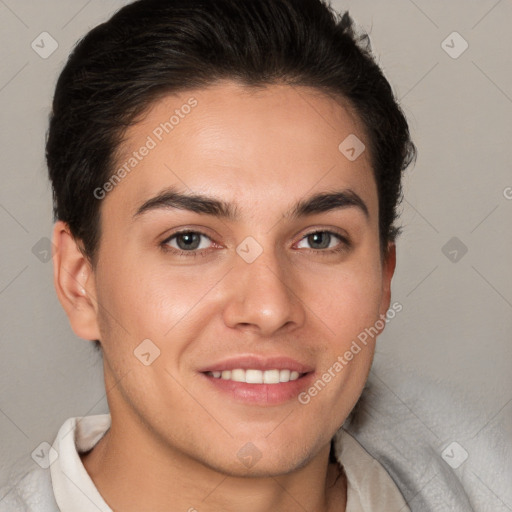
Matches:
[160,229,351,258]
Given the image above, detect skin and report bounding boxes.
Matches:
[52,80,396,512]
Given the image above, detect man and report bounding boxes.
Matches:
[1,0,416,510]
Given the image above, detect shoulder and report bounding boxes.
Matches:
[334,429,411,511]
[340,373,477,510]
[0,461,59,511]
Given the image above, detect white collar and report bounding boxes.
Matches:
[51,414,112,512]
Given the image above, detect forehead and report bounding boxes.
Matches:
[106,80,377,222]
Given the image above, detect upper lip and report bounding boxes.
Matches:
[198,355,314,374]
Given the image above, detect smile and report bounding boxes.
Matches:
[206,369,302,384]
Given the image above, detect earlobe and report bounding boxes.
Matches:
[52,221,102,342]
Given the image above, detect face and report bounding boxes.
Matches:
[60,80,395,477]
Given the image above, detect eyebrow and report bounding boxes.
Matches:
[133,186,369,221]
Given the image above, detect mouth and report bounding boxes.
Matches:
[199,355,315,405]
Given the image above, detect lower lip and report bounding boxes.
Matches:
[201,372,316,405]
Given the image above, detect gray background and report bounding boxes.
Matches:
[0,0,511,510]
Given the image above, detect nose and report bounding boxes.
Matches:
[222,248,305,337]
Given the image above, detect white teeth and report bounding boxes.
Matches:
[279,369,290,382]
[263,369,280,384]
[208,369,303,384]
[231,369,245,382]
[245,369,263,384]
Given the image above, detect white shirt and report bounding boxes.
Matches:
[1,413,410,511]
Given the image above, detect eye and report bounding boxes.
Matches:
[160,228,350,258]
[295,230,349,253]
[162,231,213,253]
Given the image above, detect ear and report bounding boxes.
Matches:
[378,241,397,320]
[52,220,102,342]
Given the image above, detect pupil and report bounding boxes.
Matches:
[177,232,200,250]
[309,232,330,249]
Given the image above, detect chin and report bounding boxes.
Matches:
[204,454,311,479]
[195,436,320,478]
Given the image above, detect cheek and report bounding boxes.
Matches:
[94,256,216,356]
[297,268,382,429]
[308,263,383,346]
